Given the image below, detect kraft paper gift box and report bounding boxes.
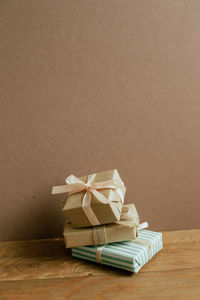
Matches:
[72,230,163,273]
[63,204,142,248]
[52,169,126,228]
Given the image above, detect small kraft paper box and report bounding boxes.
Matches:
[52,169,126,228]
[63,204,142,248]
[72,230,163,273]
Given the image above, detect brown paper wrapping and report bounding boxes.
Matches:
[63,169,126,228]
[63,204,138,248]
[120,203,139,223]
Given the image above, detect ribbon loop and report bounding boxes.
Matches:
[65,175,83,184]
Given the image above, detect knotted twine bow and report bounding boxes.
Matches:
[52,173,124,226]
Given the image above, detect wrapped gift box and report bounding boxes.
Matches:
[63,204,140,248]
[53,169,126,228]
[71,230,162,273]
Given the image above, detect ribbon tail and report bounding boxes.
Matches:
[138,222,149,231]
[52,185,72,194]
[52,183,85,194]
[82,191,101,226]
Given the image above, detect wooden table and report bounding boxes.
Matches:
[0,229,200,299]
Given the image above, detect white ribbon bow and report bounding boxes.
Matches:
[52,173,124,226]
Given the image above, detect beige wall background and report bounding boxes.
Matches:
[1,0,200,240]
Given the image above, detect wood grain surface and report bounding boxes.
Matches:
[0,230,200,299]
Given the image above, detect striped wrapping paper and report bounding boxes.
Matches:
[72,230,162,273]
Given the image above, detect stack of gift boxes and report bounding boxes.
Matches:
[52,169,162,273]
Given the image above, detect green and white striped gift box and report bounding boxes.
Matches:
[72,230,162,273]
